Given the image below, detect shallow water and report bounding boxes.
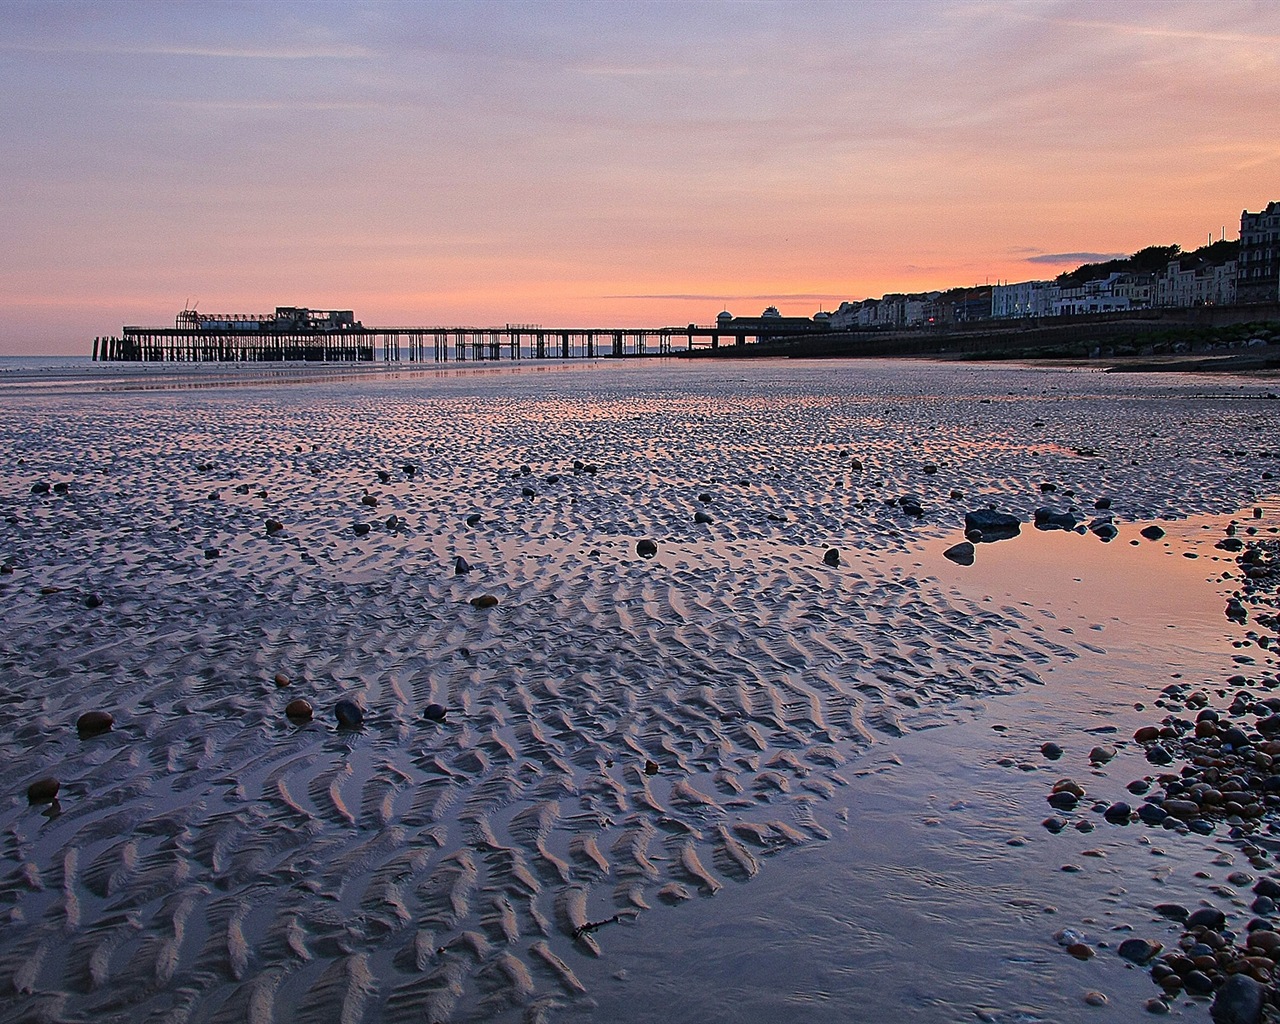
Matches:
[0,358,1277,1023]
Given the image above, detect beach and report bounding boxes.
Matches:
[2,357,1277,1023]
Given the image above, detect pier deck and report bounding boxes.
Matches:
[92,323,790,363]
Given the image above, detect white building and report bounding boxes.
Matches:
[991,280,1055,318]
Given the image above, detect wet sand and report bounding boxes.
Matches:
[1,358,1277,1022]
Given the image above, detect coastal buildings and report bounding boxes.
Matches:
[1238,202,1280,304]
[841,198,1276,327]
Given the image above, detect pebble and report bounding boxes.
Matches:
[1082,991,1108,1007]
[274,673,291,688]
[823,548,840,567]
[470,594,499,609]
[84,593,103,608]
[1041,742,1064,760]
[636,539,658,558]
[424,703,448,723]
[1118,938,1163,964]
[943,542,975,566]
[285,699,313,722]
[455,556,472,575]
[352,523,370,536]
[1144,997,1170,1014]
[1089,744,1116,764]
[334,699,364,729]
[265,519,284,535]
[76,710,113,738]
[204,547,220,559]
[1141,525,1166,541]
[26,778,59,804]
[644,759,659,776]
[694,511,713,524]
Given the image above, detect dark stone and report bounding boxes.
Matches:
[1128,779,1151,794]
[265,519,284,535]
[644,759,659,776]
[334,699,364,729]
[353,522,371,536]
[521,486,536,498]
[1034,506,1082,531]
[1095,497,1112,510]
[823,548,840,567]
[694,511,713,524]
[1141,525,1167,541]
[943,542,975,566]
[285,698,313,722]
[923,463,938,475]
[27,778,59,804]
[52,482,69,494]
[1039,482,1056,493]
[1090,518,1119,542]
[1186,907,1226,930]
[963,509,1021,541]
[361,493,378,508]
[1146,744,1174,765]
[1138,803,1169,826]
[1042,816,1066,833]
[636,539,658,558]
[1118,937,1163,964]
[455,556,472,575]
[84,593,103,609]
[377,470,390,483]
[1251,895,1275,915]
[899,497,924,517]
[1041,742,1063,760]
[204,547,220,559]
[402,464,416,477]
[1185,971,1216,996]
[30,482,50,495]
[1104,801,1132,824]
[1188,818,1215,835]
[546,474,560,484]
[466,513,482,526]
[1155,903,1189,922]
[697,492,712,503]
[1048,790,1079,811]
[424,703,448,723]
[470,594,499,609]
[1253,877,1280,900]
[1221,726,1252,750]
[1211,974,1264,1024]
[76,710,113,738]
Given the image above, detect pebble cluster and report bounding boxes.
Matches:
[1039,530,1280,1020]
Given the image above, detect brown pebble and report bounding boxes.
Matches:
[470,594,499,609]
[644,759,659,776]
[27,778,59,804]
[285,698,313,722]
[274,673,291,688]
[1083,991,1108,1006]
[76,710,113,738]
[1067,942,1094,960]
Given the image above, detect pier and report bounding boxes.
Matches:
[92,306,824,363]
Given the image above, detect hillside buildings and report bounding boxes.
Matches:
[1237,201,1280,304]
[832,200,1277,328]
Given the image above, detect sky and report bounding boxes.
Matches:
[2,0,1279,355]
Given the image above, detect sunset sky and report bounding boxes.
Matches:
[3,0,1279,354]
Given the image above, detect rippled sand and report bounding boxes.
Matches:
[1,359,1277,1022]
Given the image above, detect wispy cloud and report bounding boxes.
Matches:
[1025,252,1127,265]
[605,294,847,302]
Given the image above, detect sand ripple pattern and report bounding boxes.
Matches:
[2,361,1275,1021]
